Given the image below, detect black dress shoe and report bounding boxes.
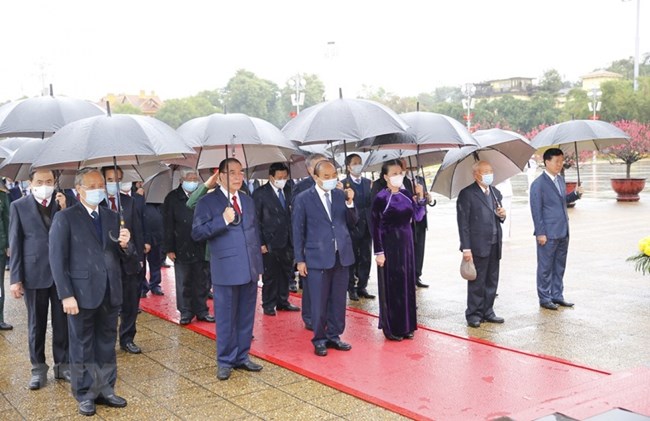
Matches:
[95,394,127,408]
[326,340,352,351]
[0,322,13,330]
[235,361,263,372]
[483,316,505,324]
[403,332,415,339]
[151,288,164,296]
[263,308,277,316]
[208,290,213,299]
[467,320,481,328]
[540,302,559,310]
[79,400,96,416]
[385,334,403,341]
[348,290,359,301]
[217,366,232,380]
[179,317,193,325]
[140,291,148,298]
[304,323,313,331]
[415,279,429,288]
[357,290,376,299]
[552,299,574,307]
[28,374,46,390]
[277,304,300,312]
[121,342,142,354]
[314,344,328,356]
[289,284,298,293]
[197,315,215,322]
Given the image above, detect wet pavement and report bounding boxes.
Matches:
[0,160,648,420]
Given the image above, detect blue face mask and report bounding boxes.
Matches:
[482,173,494,186]
[105,182,119,196]
[320,178,338,191]
[84,189,106,206]
[182,181,199,193]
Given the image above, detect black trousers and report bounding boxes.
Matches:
[466,243,500,323]
[68,292,119,402]
[262,246,293,311]
[119,271,141,346]
[348,231,372,292]
[24,284,69,375]
[141,243,163,293]
[174,261,210,319]
[413,222,427,279]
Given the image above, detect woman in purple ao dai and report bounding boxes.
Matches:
[371,159,426,341]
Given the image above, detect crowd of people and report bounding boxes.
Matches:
[0,147,582,416]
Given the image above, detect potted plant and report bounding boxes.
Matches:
[606,120,650,202]
[627,236,650,275]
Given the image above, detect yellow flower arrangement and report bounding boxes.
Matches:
[628,236,650,275]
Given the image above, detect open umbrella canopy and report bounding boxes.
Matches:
[0,139,49,180]
[399,112,477,148]
[530,120,630,153]
[31,114,194,169]
[431,146,526,199]
[174,113,297,170]
[473,128,535,170]
[0,137,33,151]
[0,90,104,138]
[362,148,447,173]
[281,97,408,145]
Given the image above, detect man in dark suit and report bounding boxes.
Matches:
[457,161,507,328]
[530,148,582,310]
[49,167,137,416]
[141,202,165,297]
[9,169,70,390]
[405,167,430,288]
[343,154,375,301]
[253,162,300,316]
[163,168,214,325]
[192,158,264,381]
[101,166,145,355]
[0,182,11,331]
[291,153,329,330]
[293,160,357,357]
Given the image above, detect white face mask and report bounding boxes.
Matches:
[272,179,287,190]
[119,182,133,193]
[105,182,119,196]
[350,164,363,176]
[32,185,54,201]
[388,174,405,188]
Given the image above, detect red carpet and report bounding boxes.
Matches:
[140,268,649,420]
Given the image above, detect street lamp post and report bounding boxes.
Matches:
[588,88,602,120]
[623,0,641,91]
[460,83,476,131]
[288,74,306,116]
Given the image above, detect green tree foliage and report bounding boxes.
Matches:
[155,96,217,129]
[560,88,590,120]
[600,77,650,123]
[605,55,650,80]
[359,86,418,114]
[110,103,143,115]
[223,69,281,126]
[538,69,563,94]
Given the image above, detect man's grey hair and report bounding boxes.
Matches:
[306,153,328,170]
[74,167,103,187]
[179,167,198,180]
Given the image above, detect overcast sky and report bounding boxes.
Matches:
[1,0,647,103]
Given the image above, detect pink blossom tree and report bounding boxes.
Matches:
[607,120,650,178]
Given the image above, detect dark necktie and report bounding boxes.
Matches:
[324,192,332,220]
[278,189,286,209]
[109,196,117,211]
[91,210,102,242]
[41,199,47,207]
[232,196,242,215]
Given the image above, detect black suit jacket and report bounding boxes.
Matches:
[100,193,144,271]
[291,177,315,205]
[456,182,504,259]
[163,185,206,263]
[49,203,137,309]
[143,203,164,246]
[343,176,372,239]
[9,194,60,289]
[253,182,292,251]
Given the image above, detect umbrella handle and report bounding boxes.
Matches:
[108,217,126,243]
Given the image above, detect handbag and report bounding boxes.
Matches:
[460,257,477,281]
